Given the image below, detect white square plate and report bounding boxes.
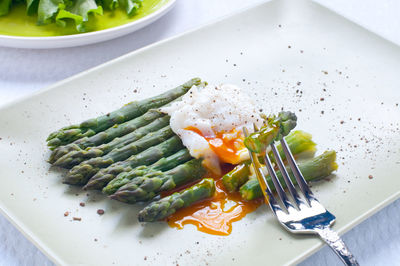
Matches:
[1,0,399,265]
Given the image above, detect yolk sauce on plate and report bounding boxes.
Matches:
[162,126,263,235]
[164,165,263,236]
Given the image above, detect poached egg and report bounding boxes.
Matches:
[160,84,262,174]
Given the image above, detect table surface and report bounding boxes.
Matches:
[1,0,399,265]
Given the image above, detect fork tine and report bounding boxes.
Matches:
[251,151,282,213]
[280,138,314,204]
[270,143,305,208]
[263,149,294,211]
[264,182,284,215]
[243,127,268,195]
[243,127,283,215]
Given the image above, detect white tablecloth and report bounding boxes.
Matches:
[1,0,399,265]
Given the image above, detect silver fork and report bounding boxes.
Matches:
[243,126,359,266]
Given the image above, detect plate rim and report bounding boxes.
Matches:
[0,0,177,49]
[0,0,400,264]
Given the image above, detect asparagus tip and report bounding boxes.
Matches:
[109,193,129,203]
[109,194,117,200]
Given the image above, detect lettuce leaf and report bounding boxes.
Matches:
[26,0,39,15]
[55,0,103,32]
[102,0,118,10]
[37,0,64,24]
[119,0,141,17]
[0,0,12,16]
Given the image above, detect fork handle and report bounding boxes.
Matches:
[315,227,359,266]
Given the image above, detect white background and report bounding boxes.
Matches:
[1,0,399,265]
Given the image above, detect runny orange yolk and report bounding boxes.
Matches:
[163,127,262,236]
[185,126,246,165]
[165,166,263,236]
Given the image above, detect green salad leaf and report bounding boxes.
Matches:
[102,0,118,10]
[56,0,103,32]
[0,0,12,16]
[26,0,40,15]
[120,0,142,17]
[37,0,64,25]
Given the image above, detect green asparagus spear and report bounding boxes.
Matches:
[103,149,192,195]
[244,111,297,153]
[138,178,215,222]
[239,150,338,200]
[81,136,184,189]
[222,164,251,193]
[47,78,202,149]
[222,130,316,192]
[49,109,167,164]
[53,116,171,168]
[271,130,316,162]
[110,159,206,203]
[63,127,177,185]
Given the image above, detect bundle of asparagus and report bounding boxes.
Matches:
[47,79,214,213]
[46,79,338,225]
